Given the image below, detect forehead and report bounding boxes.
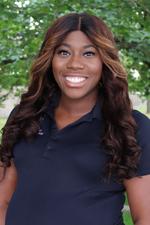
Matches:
[61,30,94,47]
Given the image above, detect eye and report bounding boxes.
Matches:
[57,49,70,57]
[84,51,96,57]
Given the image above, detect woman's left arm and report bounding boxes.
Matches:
[124,175,150,225]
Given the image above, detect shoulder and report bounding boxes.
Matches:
[132,110,150,176]
[132,110,150,137]
[132,109,150,125]
[132,109,150,144]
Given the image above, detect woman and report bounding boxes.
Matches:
[0,13,150,225]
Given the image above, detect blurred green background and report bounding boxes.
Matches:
[0,1,150,224]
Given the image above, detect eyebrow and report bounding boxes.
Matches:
[58,43,96,49]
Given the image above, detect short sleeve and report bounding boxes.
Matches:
[0,105,19,162]
[132,110,150,176]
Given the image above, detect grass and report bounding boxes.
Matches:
[123,211,133,225]
[123,194,133,225]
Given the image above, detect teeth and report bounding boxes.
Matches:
[65,76,86,83]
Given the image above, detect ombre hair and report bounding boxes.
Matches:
[0,13,141,182]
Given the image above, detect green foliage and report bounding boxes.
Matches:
[0,118,6,130]
[123,211,133,225]
[0,118,6,141]
[0,0,150,100]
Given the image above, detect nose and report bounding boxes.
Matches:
[66,55,84,70]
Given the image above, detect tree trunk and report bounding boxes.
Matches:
[147,99,150,114]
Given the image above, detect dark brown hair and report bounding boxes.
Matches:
[0,13,141,182]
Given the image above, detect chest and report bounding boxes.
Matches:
[13,116,105,172]
[12,116,125,192]
[54,109,89,130]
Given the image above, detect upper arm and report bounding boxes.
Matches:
[0,160,17,207]
[124,175,150,224]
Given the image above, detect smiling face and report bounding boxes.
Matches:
[52,30,103,102]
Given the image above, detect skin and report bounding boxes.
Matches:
[52,31,103,129]
[124,176,150,225]
[0,161,17,225]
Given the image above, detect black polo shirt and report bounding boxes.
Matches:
[5,95,150,225]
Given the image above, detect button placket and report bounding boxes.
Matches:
[43,129,59,159]
[43,140,55,158]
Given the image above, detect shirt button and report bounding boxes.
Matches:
[51,136,57,141]
[47,145,51,150]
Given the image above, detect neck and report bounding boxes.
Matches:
[57,93,99,116]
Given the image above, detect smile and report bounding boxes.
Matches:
[65,76,87,83]
[63,75,88,88]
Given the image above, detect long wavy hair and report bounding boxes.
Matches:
[0,13,141,182]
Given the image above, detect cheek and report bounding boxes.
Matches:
[89,62,102,78]
[52,59,66,77]
[51,59,65,87]
[52,58,59,75]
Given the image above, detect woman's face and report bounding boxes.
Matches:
[52,30,102,101]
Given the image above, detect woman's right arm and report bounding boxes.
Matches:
[0,161,17,225]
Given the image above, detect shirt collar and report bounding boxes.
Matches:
[44,92,102,122]
[92,97,102,121]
